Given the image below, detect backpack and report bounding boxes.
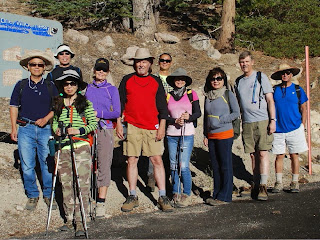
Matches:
[235,71,263,109]
[166,89,197,128]
[273,84,301,105]
[222,90,241,139]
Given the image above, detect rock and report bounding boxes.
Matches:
[311,163,320,173]
[121,46,139,66]
[189,34,211,51]
[154,32,180,44]
[16,205,24,211]
[65,29,89,45]
[207,47,221,60]
[113,52,119,56]
[95,36,115,53]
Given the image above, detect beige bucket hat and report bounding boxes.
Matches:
[271,63,300,80]
[19,50,54,71]
[166,68,192,88]
[130,48,155,60]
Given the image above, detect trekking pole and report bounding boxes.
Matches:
[177,120,186,196]
[69,134,89,239]
[45,122,63,236]
[90,132,98,220]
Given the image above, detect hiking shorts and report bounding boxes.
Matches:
[123,123,164,157]
[242,120,273,153]
[272,124,308,154]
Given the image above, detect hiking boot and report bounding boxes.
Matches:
[147,174,156,192]
[121,195,139,212]
[272,182,283,193]
[25,197,39,210]
[172,193,181,205]
[44,197,57,210]
[175,193,191,208]
[257,184,268,201]
[206,198,229,206]
[75,222,85,238]
[59,221,73,231]
[95,202,106,219]
[232,184,239,195]
[158,196,174,212]
[289,181,299,193]
[240,186,252,197]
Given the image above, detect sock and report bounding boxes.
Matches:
[159,189,166,197]
[97,197,105,203]
[260,174,268,185]
[129,190,136,196]
[292,174,299,182]
[275,173,283,183]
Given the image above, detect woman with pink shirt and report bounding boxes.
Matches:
[166,68,201,207]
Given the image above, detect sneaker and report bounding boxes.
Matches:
[121,195,139,212]
[44,197,57,210]
[25,197,39,210]
[59,221,73,231]
[289,181,299,193]
[175,193,191,208]
[95,202,106,219]
[272,182,283,193]
[75,222,85,238]
[206,198,229,206]
[158,196,174,212]
[240,186,252,197]
[147,174,156,192]
[257,184,268,201]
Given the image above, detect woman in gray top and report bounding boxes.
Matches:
[203,67,240,205]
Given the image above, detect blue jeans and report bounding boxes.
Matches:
[208,137,233,202]
[18,124,52,198]
[167,135,194,196]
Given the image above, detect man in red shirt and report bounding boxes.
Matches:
[117,48,173,212]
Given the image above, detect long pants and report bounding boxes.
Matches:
[208,137,233,202]
[58,144,91,222]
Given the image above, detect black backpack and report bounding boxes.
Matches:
[223,89,241,139]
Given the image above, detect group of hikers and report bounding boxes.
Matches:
[9,44,308,237]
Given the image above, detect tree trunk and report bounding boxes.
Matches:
[215,0,235,53]
[132,0,157,39]
[152,0,161,25]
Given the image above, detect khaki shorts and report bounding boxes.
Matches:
[242,120,273,153]
[123,123,164,157]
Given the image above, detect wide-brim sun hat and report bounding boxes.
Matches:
[54,45,75,59]
[19,50,54,71]
[271,63,300,80]
[55,69,87,90]
[130,48,155,60]
[166,68,192,88]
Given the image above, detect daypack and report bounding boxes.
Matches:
[166,89,197,128]
[235,71,263,109]
[222,90,241,139]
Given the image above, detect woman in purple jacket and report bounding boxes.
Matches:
[85,58,121,218]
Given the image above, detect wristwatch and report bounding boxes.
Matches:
[270,118,277,122]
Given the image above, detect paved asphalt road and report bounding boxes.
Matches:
[29,182,320,239]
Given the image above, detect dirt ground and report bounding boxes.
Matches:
[1,1,320,239]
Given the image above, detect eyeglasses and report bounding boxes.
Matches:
[28,63,45,68]
[211,76,223,82]
[58,52,71,56]
[63,81,77,87]
[159,59,172,63]
[281,70,292,76]
[95,67,108,72]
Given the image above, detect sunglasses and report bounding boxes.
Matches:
[95,67,108,72]
[28,63,45,68]
[63,81,77,87]
[211,76,223,82]
[159,59,172,63]
[281,70,292,76]
[58,52,71,56]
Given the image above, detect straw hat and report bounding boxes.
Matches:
[271,63,300,80]
[19,50,54,71]
[55,69,87,91]
[130,48,154,60]
[54,44,75,59]
[166,68,192,88]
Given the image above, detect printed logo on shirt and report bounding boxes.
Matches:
[155,124,159,129]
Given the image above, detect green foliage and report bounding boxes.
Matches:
[28,0,132,29]
[235,0,320,58]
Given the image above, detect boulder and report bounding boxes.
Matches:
[189,34,211,51]
[65,29,89,45]
[155,32,180,44]
[207,47,221,60]
[95,36,115,53]
[121,46,139,66]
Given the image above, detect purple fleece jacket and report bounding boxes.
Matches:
[85,80,121,129]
